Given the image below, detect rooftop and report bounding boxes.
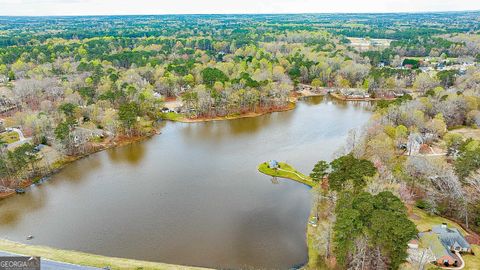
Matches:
[419,224,471,260]
[420,231,454,259]
[432,225,471,250]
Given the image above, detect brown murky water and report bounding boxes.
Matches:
[0,97,371,269]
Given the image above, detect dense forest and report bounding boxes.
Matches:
[1,12,480,270]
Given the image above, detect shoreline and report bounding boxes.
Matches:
[0,92,326,201]
[172,102,297,123]
[0,131,157,200]
[0,239,211,270]
[162,90,326,123]
[329,92,396,101]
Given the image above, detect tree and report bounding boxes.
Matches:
[310,160,329,182]
[118,102,140,134]
[455,139,480,179]
[58,103,78,119]
[201,67,228,87]
[413,73,438,94]
[311,78,322,87]
[8,70,15,81]
[328,154,376,192]
[6,143,38,179]
[437,70,458,88]
[55,121,71,141]
[334,191,417,270]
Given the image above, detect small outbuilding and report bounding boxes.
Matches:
[408,239,419,249]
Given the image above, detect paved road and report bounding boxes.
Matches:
[0,251,102,270]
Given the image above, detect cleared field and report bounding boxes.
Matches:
[347,37,393,51]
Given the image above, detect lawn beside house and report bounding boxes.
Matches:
[411,208,468,234]
[464,245,480,270]
[0,131,19,144]
[258,161,315,187]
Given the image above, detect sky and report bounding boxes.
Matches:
[0,0,479,16]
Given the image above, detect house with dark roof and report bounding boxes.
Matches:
[420,231,457,266]
[419,223,472,267]
[432,224,471,253]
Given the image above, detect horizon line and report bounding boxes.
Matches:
[0,9,479,17]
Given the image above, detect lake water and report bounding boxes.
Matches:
[0,96,372,269]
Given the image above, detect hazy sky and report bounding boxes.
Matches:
[0,0,479,16]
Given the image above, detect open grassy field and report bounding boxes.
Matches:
[258,161,315,187]
[0,239,210,270]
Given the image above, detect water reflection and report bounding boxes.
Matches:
[0,98,372,269]
[0,187,47,227]
[58,156,103,183]
[107,142,146,165]
[301,95,324,105]
[179,111,294,142]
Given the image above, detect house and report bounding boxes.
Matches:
[419,224,471,267]
[71,127,109,147]
[297,84,313,91]
[432,224,472,253]
[406,133,423,155]
[420,232,458,267]
[161,107,173,113]
[268,160,279,169]
[0,96,18,114]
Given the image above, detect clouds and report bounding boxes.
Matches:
[0,0,479,16]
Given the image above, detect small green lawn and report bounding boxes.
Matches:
[258,161,315,187]
[464,245,480,270]
[0,239,209,270]
[411,208,467,234]
[161,112,186,122]
[0,131,19,144]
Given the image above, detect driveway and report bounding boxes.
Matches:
[5,127,32,150]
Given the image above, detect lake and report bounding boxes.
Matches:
[0,96,372,269]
